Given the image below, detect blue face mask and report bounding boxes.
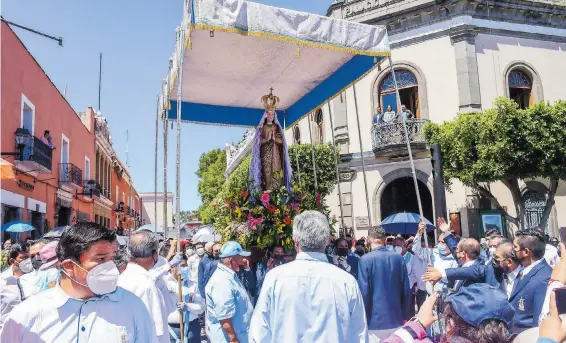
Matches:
[35,268,61,293]
[386,245,394,252]
[437,243,449,256]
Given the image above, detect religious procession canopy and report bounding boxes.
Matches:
[161,0,390,127]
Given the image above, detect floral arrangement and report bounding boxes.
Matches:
[210,184,331,251]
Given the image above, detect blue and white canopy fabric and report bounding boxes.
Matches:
[160,0,390,127]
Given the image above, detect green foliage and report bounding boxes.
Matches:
[424,97,566,229]
[288,143,340,197]
[196,149,226,206]
[424,98,566,187]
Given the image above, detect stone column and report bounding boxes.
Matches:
[338,169,356,236]
[450,25,482,113]
[332,92,349,154]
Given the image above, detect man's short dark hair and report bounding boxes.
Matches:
[516,229,546,259]
[484,228,501,239]
[367,226,386,240]
[458,238,480,260]
[9,243,28,260]
[44,130,50,136]
[56,222,117,261]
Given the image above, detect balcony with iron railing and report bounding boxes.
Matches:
[371,119,430,157]
[59,163,83,189]
[15,135,53,174]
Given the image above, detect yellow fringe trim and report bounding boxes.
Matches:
[191,23,391,57]
[159,23,390,119]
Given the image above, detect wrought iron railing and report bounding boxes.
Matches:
[60,163,83,188]
[19,136,53,171]
[371,119,430,153]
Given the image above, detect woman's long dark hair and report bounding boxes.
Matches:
[443,304,513,343]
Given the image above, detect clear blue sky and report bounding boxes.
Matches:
[3,0,329,211]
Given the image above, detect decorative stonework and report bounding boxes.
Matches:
[329,0,566,37]
[339,169,356,182]
[225,129,255,178]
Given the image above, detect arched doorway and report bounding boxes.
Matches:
[380,177,434,223]
[379,70,420,117]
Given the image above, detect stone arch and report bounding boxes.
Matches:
[372,168,434,223]
[503,61,544,104]
[371,61,429,119]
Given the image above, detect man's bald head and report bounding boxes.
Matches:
[205,242,214,253]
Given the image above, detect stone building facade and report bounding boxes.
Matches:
[291,0,566,238]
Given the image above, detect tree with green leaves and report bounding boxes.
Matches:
[424,98,566,231]
[196,148,226,211]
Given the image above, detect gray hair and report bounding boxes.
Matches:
[292,211,330,252]
[114,247,130,270]
[128,230,159,259]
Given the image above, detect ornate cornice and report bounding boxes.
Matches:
[449,24,479,43]
[329,0,566,36]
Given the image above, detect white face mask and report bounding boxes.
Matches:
[65,260,119,295]
[18,258,34,274]
[185,249,195,257]
[196,248,205,256]
[394,246,403,254]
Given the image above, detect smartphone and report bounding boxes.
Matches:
[560,227,566,244]
[555,287,566,315]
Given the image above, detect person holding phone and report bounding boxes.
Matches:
[332,238,359,278]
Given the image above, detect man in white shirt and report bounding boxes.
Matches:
[172,275,206,343]
[186,242,205,284]
[250,211,368,343]
[544,241,560,268]
[0,222,158,343]
[118,229,168,343]
[0,243,31,331]
[18,239,48,299]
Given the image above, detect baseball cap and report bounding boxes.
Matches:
[219,241,251,258]
[39,241,59,270]
[445,283,515,328]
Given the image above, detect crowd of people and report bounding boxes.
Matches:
[0,211,565,343]
[373,104,414,125]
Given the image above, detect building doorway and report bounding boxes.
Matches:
[380,177,433,223]
[57,206,71,227]
[508,69,532,109]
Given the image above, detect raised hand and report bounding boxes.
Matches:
[422,266,442,284]
[437,217,451,233]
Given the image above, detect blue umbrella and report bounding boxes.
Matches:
[1,221,36,233]
[380,212,435,235]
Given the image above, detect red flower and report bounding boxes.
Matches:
[284,216,291,225]
[266,204,276,213]
[315,193,321,207]
[241,190,249,199]
[260,192,270,204]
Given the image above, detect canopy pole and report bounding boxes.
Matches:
[326,102,346,234]
[389,56,431,263]
[306,112,318,192]
[175,27,185,341]
[352,84,373,230]
[154,96,159,232]
[163,115,168,237]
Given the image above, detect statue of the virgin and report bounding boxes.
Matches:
[250,89,292,192]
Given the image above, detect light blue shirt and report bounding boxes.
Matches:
[0,284,159,343]
[250,251,368,343]
[205,263,253,343]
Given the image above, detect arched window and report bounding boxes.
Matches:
[293,125,301,145]
[315,109,324,144]
[378,70,419,118]
[508,69,532,109]
[524,191,547,232]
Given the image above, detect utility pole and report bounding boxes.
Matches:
[1,18,63,46]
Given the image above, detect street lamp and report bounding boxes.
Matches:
[2,128,32,160]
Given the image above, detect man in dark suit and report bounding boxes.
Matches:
[357,226,411,338]
[509,229,552,333]
[422,235,484,291]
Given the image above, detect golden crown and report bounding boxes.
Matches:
[261,88,280,111]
